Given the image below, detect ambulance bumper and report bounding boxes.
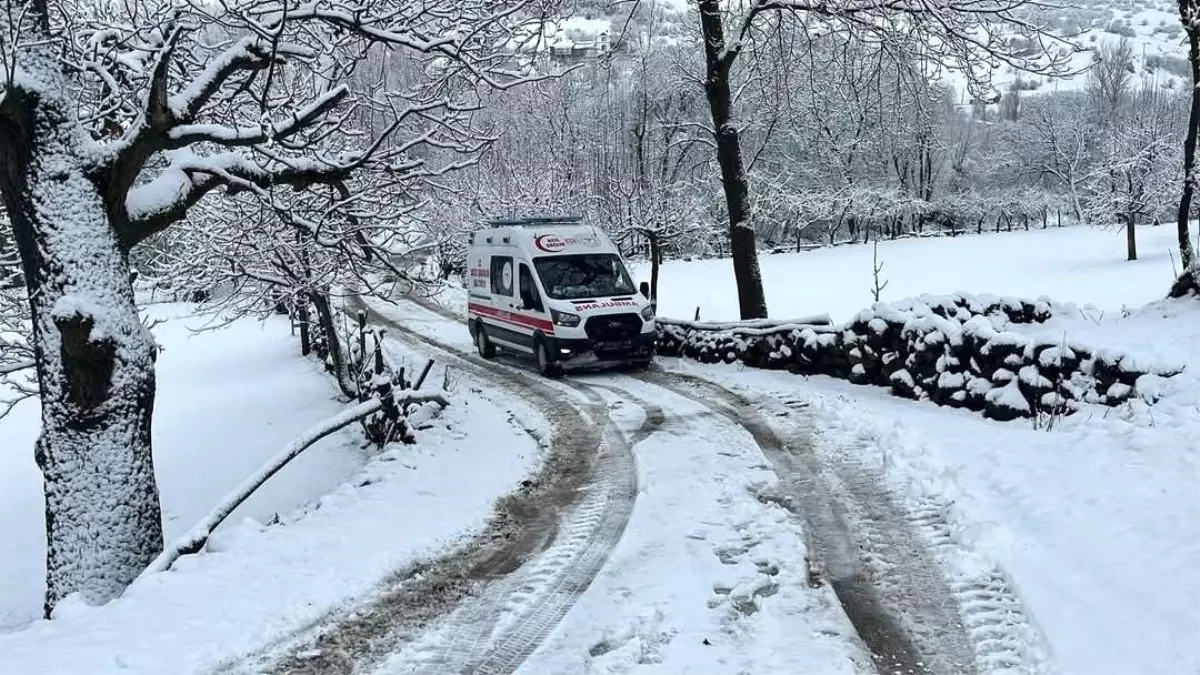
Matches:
[550,332,657,365]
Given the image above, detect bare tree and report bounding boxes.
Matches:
[1020,93,1094,223]
[1088,38,1135,121]
[0,0,554,615]
[1176,0,1199,276]
[690,0,1076,319]
[1084,80,1183,261]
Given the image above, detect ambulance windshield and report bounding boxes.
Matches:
[533,254,636,300]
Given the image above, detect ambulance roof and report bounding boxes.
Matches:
[472,218,618,259]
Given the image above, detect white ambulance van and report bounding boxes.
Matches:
[465,217,656,377]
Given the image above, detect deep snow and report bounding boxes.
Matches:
[1,305,365,630]
[0,305,543,674]
[637,226,1185,323]
[632,225,1200,675]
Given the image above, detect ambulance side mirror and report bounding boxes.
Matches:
[638,281,650,299]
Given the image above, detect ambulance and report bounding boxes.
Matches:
[465,216,656,377]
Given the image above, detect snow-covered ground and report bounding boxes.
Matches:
[0,306,543,673]
[0,221,1194,674]
[636,225,1184,323]
[1,305,365,630]
[511,381,862,675]
[362,296,871,675]
[632,225,1200,675]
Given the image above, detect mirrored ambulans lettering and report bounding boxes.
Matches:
[572,300,639,311]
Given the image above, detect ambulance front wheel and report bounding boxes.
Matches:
[475,322,496,359]
[534,337,562,378]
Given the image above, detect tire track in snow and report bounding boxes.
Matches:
[332,297,655,675]
[393,381,657,675]
[350,293,1048,675]
[634,370,979,675]
[216,298,629,675]
[906,497,1054,675]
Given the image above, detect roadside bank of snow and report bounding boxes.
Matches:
[0,306,544,675]
[1,304,366,631]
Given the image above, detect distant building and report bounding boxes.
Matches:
[549,29,612,62]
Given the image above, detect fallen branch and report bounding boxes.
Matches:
[138,390,449,579]
[0,359,35,375]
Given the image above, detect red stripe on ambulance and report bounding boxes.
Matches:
[469,302,556,335]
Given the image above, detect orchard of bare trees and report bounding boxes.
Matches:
[436,2,1198,309]
[2,0,1200,623]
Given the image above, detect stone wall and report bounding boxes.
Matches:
[656,293,1181,421]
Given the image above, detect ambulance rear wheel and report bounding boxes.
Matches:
[475,322,496,359]
[534,339,562,378]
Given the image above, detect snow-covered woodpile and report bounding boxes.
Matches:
[656,293,1183,421]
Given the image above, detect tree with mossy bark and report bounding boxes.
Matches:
[0,0,555,616]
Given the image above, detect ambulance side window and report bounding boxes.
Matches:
[490,256,513,296]
[518,264,544,313]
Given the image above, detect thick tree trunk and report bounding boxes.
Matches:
[0,90,163,616]
[1178,15,1200,271]
[697,0,768,319]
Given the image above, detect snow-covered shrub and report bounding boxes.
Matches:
[314,303,442,446]
[656,292,1183,422]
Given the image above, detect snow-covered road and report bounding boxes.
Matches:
[296,295,1051,675]
[337,297,866,675]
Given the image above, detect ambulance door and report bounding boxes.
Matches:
[485,254,534,353]
[519,260,549,313]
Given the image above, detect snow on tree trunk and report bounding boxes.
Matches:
[0,53,162,618]
[309,290,357,398]
[1178,5,1200,272]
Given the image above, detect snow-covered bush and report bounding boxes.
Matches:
[656,293,1183,421]
[317,303,444,447]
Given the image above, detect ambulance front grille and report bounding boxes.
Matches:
[584,313,642,342]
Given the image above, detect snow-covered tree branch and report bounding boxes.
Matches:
[0,0,564,617]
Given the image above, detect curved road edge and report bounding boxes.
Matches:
[208,296,618,675]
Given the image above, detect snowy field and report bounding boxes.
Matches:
[0,306,543,673]
[630,225,1200,675]
[636,226,1186,322]
[0,305,366,630]
[0,222,1194,674]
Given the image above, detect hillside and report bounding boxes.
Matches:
[551,0,1191,101]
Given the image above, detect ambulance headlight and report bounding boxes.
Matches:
[640,305,655,321]
[551,308,581,327]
